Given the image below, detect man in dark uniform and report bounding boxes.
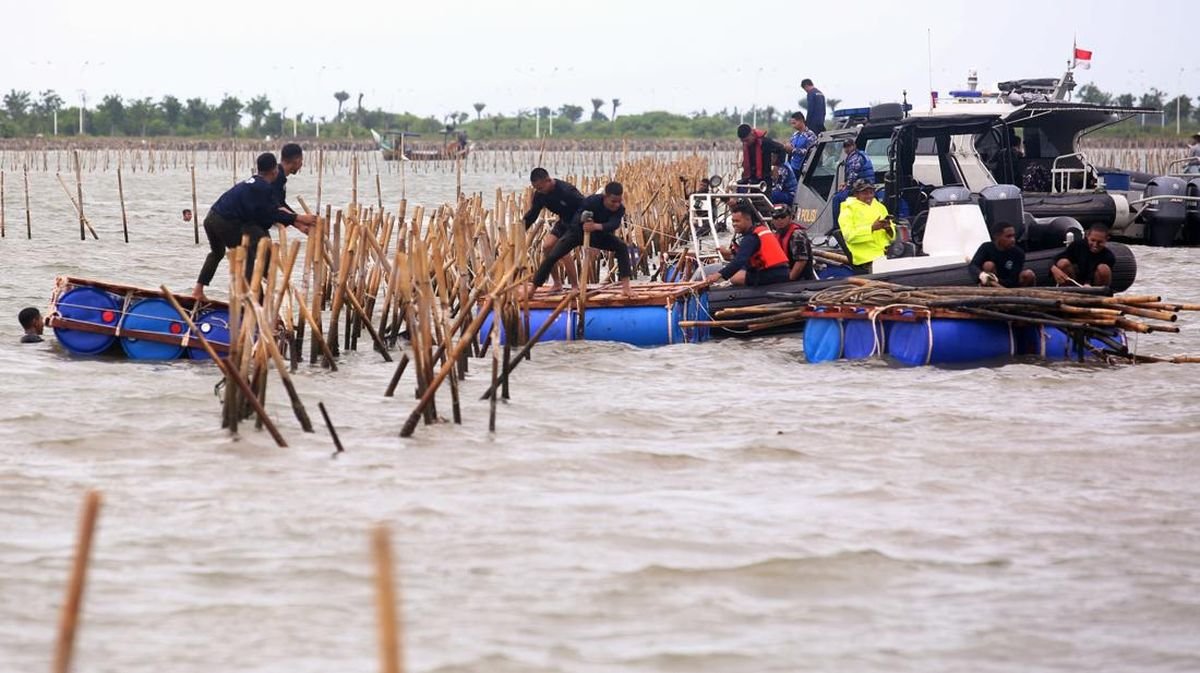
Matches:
[969,222,1035,287]
[1051,224,1115,287]
[530,181,632,297]
[275,143,304,215]
[770,205,815,281]
[737,123,787,194]
[523,167,585,291]
[191,152,316,301]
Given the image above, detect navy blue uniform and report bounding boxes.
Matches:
[197,175,295,286]
[532,194,631,287]
[523,179,585,237]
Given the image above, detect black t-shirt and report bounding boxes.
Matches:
[522,179,585,226]
[969,241,1026,287]
[571,194,625,233]
[1056,240,1116,284]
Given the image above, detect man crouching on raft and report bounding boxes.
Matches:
[705,201,790,286]
[527,181,633,298]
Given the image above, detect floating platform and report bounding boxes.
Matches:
[803,307,1127,367]
[481,281,711,347]
[47,276,231,360]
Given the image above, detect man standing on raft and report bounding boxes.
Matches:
[192,152,316,301]
[528,181,633,297]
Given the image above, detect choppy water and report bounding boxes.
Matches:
[1,155,1199,672]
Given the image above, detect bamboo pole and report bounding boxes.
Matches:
[73,150,85,241]
[319,402,345,455]
[248,298,314,432]
[55,173,99,239]
[117,165,129,243]
[190,163,199,244]
[0,169,5,238]
[576,229,591,340]
[160,286,288,447]
[23,164,30,238]
[372,525,404,673]
[481,290,576,400]
[52,490,102,673]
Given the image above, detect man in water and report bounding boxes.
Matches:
[191,152,316,301]
[523,167,585,291]
[770,205,815,281]
[838,179,894,272]
[530,181,632,297]
[969,223,1035,287]
[784,111,818,175]
[182,208,193,223]
[737,123,788,192]
[1051,223,1115,287]
[18,307,44,343]
[705,202,790,286]
[275,143,304,215]
[801,78,827,133]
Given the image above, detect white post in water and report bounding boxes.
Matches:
[535,109,540,138]
[78,91,86,135]
[53,109,58,136]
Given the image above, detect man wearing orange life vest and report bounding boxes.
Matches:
[705,202,790,286]
[737,123,788,193]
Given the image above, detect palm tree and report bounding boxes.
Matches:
[244,94,272,133]
[827,98,842,112]
[590,98,605,121]
[333,91,350,120]
[473,102,486,120]
[611,98,621,121]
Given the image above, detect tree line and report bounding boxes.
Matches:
[2,85,1191,141]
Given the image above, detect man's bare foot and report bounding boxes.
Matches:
[549,283,564,294]
[191,284,209,303]
[620,280,633,298]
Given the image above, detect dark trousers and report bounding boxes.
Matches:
[196,211,269,286]
[533,227,631,287]
[744,265,790,286]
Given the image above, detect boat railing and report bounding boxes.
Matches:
[1051,152,1100,193]
[1163,157,1200,175]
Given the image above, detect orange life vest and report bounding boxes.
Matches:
[750,224,789,270]
[741,128,768,180]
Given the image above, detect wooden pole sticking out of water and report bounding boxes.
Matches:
[1,170,5,238]
[23,164,31,238]
[52,490,102,673]
[117,165,129,243]
[319,402,345,455]
[372,525,405,673]
[577,229,591,340]
[73,150,85,241]
[190,163,200,244]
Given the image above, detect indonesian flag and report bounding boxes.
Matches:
[1074,45,1092,69]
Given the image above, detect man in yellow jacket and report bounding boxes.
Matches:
[837,179,895,271]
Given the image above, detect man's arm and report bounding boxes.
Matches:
[968,244,988,277]
[600,207,625,233]
[719,233,759,279]
[522,192,544,227]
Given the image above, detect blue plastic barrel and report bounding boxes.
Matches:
[803,317,843,363]
[843,314,887,360]
[579,305,677,346]
[1015,326,1127,361]
[188,309,231,360]
[53,287,119,355]
[887,318,1013,366]
[120,298,185,360]
[479,307,574,346]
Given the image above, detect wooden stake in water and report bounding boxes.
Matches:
[73,150,85,241]
[372,525,405,673]
[23,164,31,239]
[1,170,5,238]
[190,164,200,244]
[117,166,129,243]
[53,490,102,673]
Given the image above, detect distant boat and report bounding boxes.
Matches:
[370,128,472,161]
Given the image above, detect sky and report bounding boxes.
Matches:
[0,0,1195,121]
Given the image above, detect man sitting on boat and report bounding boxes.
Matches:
[1187,133,1200,174]
[523,168,586,292]
[530,182,633,297]
[191,153,316,301]
[737,124,787,194]
[1051,224,1114,288]
[770,205,815,281]
[969,223,1035,288]
[831,139,876,224]
[705,202,790,286]
[837,179,895,273]
[770,163,798,206]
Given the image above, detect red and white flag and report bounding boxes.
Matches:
[1074,45,1092,70]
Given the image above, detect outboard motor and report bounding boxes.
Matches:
[928,185,973,207]
[1185,177,1200,245]
[978,184,1025,237]
[1025,216,1084,251]
[1142,176,1188,246]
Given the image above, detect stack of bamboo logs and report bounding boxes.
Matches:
[685,278,1200,362]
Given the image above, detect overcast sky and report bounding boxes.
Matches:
[2,0,1194,120]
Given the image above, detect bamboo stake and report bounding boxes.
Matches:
[372,526,404,673]
[577,229,591,340]
[52,490,102,673]
[117,165,129,243]
[73,150,85,241]
[0,169,5,238]
[319,402,345,455]
[482,290,576,400]
[160,286,288,447]
[290,286,338,371]
[23,164,30,238]
[190,163,199,244]
[54,174,99,239]
[248,298,314,432]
